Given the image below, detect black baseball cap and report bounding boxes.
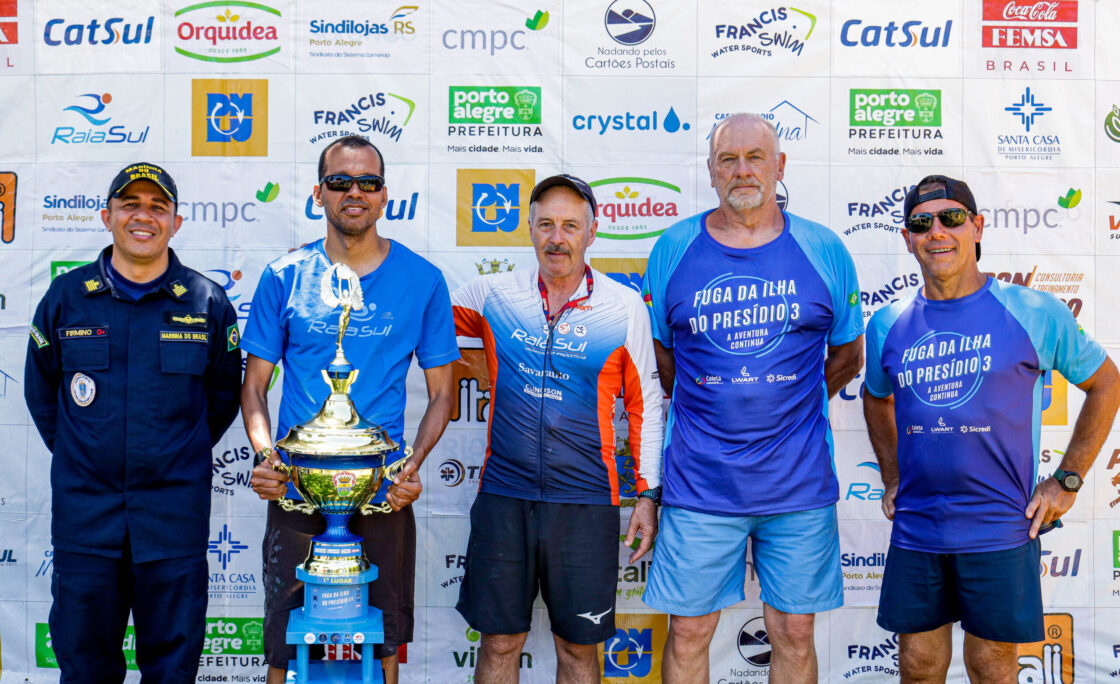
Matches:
[903,174,981,260]
[530,174,597,215]
[107,162,178,205]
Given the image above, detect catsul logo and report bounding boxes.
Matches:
[174,1,282,63]
[588,177,680,241]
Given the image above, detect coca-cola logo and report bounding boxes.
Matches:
[982,0,1078,23]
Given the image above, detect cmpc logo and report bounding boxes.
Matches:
[174,0,282,64]
[605,0,656,46]
[43,15,154,46]
[456,169,534,246]
[52,92,150,146]
[839,18,952,47]
[572,106,690,136]
[192,78,268,156]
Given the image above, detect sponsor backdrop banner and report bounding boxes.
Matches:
[1,0,1119,681]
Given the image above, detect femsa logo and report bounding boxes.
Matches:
[43,16,154,46]
[174,1,282,64]
[982,0,1078,49]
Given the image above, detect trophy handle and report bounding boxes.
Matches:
[359,446,415,516]
[270,460,317,514]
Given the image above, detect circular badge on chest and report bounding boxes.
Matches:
[70,373,96,407]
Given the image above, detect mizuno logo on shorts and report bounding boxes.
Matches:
[577,608,612,625]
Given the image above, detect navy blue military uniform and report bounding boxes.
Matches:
[25,246,242,683]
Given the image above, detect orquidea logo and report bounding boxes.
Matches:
[174,1,282,63]
[455,169,534,246]
[191,78,268,156]
[588,177,681,241]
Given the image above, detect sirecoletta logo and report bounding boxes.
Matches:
[173,1,282,63]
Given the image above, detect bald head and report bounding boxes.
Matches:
[708,113,781,162]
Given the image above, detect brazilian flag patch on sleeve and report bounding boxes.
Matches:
[227,324,241,351]
[30,324,49,349]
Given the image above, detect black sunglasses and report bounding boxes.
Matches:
[320,174,385,193]
[906,207,971,233]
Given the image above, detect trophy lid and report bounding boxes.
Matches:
[276,263,400,459]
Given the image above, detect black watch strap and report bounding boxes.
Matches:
[253,447,273,468]
[638,486,662,505]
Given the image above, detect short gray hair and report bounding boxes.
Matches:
[708,113,782,161]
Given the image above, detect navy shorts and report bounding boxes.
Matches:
[877,538,1043,643]
[456,493,620,645]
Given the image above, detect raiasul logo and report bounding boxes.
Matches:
[849,89,941,127]
[175,1,282,63]
[1057,188,1080,209]
[526,9,549,31]
[1005,87,1051,132]
[572,107,690,135]
[43,16,154,46]
[52,92,150,145]
[1105,104,1120,144]
[450,86,541,125]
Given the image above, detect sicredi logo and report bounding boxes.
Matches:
[839,18,951,47]
[572,107,690,135]
[982,0,1078,49]
[849,89,941,127]
[43,15,154,46]
[710,7,816,60]
[0,0,17,46]
[51,92,150,146]
[174,1,282,64]
[606,0,655,46]
[191,78,268,156]
[449,86,540,125]
[455,169,534,246]
[0,171,15,244]
[589,178,680,241]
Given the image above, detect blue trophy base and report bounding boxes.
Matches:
[285,560,384,682]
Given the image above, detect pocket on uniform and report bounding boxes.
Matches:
[160,341,207,375]
[60,339,109,371]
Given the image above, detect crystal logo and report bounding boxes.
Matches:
[839,18,951,47]
[571,107,690,135]
[606,1,655,46]
[51,92,150,145]
[192,79,268,156]
[455,169,534,246]
[982,0,1078,49]
[43,16,154,46]
[1005,87,1051,131]
[589,177,681,241]
[711,7,816,59]
[174,1,281,63]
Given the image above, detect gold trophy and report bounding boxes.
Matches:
[272,263,407,683]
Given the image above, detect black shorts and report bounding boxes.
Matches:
[455,493,620,645]
[877,538,1043,643]
[262,501,415,666]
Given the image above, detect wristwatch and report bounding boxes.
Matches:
[1052,469,1083,493]
[253,447,274,468]
[638,486,662,505]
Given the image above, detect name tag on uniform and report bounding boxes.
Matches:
[160,330,209,343]
[60,326,108,339]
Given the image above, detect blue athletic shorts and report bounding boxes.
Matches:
[643,504,842,616]
[876,538,1043,643]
